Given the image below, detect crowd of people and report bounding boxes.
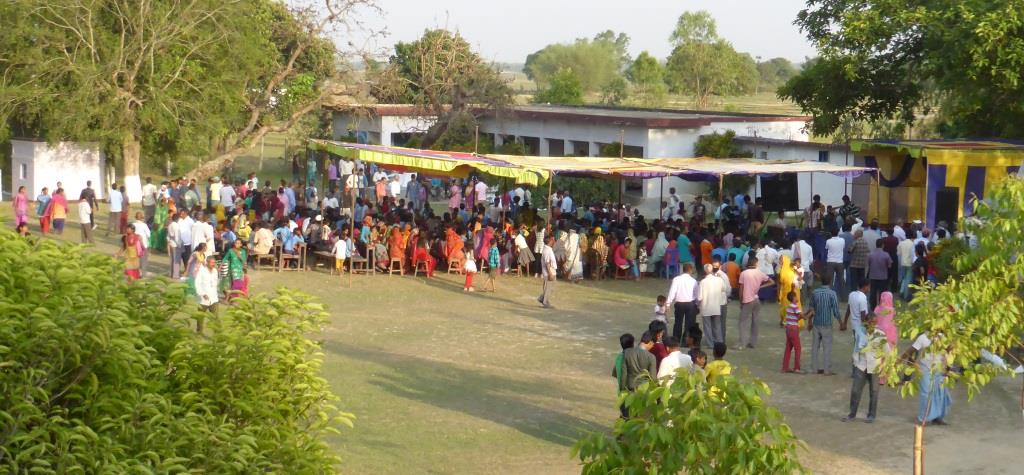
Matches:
[11,159,1006,426]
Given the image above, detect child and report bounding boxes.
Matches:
[482,241,499,292]
[782,291,804,373]
[463,250,478,292]
[653,295,668,324]
[705,343,731,384]
[689,348,707,378]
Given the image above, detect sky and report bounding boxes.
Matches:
[345,0,818,64]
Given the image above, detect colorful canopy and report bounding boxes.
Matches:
[309,139,876,182]
[851,139,1024,166]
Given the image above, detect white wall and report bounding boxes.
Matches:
[737,143,852,209]
[381,115,436,146]
[11,140,106,201]
[477,116,650,156]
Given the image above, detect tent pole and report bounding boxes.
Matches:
[619,129,624,205]
[659,176,664,220]
[474,125,480,155]
[875,169,881,221]
[718,174,724,202]
[547,173,554,222]
[349,186,356,287]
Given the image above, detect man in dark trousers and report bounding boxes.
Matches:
[79,181,98,230]
[612,332,657,419]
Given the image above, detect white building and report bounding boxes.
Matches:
[10,139,106,200]
[733,136,853,210]
[329,104,809,205]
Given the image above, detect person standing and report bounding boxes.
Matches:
[80,181,98,230]
[44,188,68,235]
[131,212,151,275]
[738,257,773,349]
[106,183,123,236]
[12,186,29,229]
[224,239,248,299]
[866,239,893,307]
[474,178,488,208]
[219,178,236,215]
[806,273,841,375]
[118,224,145,281]
[177,211,195,277]
[709,259,732,342]
[194,255,219,333]
[666,262,700,341]
[141,177,158,225]
[327,160,339,191]
[612,332,657,419]
[699,263,728,348]
[537,234,557,309]
[78,193,94,243]
[825,229,847,300]
[897,234,916,300]
[167,213,181,278]
[35,187,51,234]
[842,313,886,423]
[781,291,805,373]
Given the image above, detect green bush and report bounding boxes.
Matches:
[572,372,805,475]
[0,232,351,472]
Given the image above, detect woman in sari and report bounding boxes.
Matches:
[649,231,669,275]
[12,186,29,229]
[36,187,51,234]
[118,224,145,281]
[564,228,583,282]
[150,198,169,252]
[445,226,466,271]
[232,207,250,246]
[43,188,68,235]
[387,225,404,273]
[626,228,638,263]
[589,228,609,280]
[874,292,898,350]
[777,255,801,325]
[119,186,130,234]
[224,239,248,300]
[186,242,208,297]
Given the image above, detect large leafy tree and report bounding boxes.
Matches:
[0,0,365,194]
[524,31,630,95]
[756,57,799,89]
[533,68,584,106]
[665,11,758,109]
[0,231,351,471]
[626,51,668,107]
[371,29,512,149]
[780,0,1024,137]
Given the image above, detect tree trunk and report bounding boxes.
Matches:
[913,423,924,475]
[122,131,143,203]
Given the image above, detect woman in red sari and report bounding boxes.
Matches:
[411,234,435,277]
[118,224,145,281]
[445,226,466,272]
[387,225,404,274]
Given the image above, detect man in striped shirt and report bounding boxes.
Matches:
[805,273,841,375]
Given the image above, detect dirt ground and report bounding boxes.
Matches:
[36,217,1021,475]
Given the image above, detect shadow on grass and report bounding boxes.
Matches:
[324,341,606,447]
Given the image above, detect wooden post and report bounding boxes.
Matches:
[875,169,881,221]
[659,176,665,219]
[547,173,554,221]
[913,424,924,475]
[474,125,480,155]
[619,129,625,205]
[259,135,265,172]
[810,172,815,205]
[349,186,356,287]
[718,174,724,202]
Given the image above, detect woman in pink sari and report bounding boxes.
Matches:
[874,291,898,349]
[12,186,28,228]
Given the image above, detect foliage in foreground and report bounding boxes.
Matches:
[877,177,1024,400]
[0,232,351,472]
[573,372,805,475]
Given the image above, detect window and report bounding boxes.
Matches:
[19,163,27,179]
[759,151,768,160]
[818,150,830,163]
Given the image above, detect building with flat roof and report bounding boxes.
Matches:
[732,136,852,210]
[328,104,809,203]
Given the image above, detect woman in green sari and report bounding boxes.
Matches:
[150,197,169,252]
[225,239,248,300]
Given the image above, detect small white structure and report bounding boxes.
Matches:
[733,136,852,209]
[11,139,106,200]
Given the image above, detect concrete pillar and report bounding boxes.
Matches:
[539,138,550,156]
[589,142,600,157]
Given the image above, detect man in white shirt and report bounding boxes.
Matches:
[844,280,870,336]
[513,186,525,206]
[194,256,220,332]
[219,178,236,213]
[191,213,214,253]
[668,187,681,216]
[332,233,351,272]
[825,229,847,299]
[474,178,488,205]
[756,241,779,277]
[897,236,916,300]
[891,219,907,241]
[78,199,93,244]
[106,183,124,237]
[208,177,222,209]
[167,214,181,278]
[141,177,158,225]
[666,262,700,342]
[131,211,151,275]
[537,234,557,308]
[560,192,574,217]
[389,175,402,199]
[373,170,388,184]
[699,263,728,348]
[657,336,693,384]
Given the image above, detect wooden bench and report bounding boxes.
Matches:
[351,248,374,275]
[279,243,306,271]
[313,251,336,274]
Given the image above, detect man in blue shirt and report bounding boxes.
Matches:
[806,272,841,375]
[283,228,305,255]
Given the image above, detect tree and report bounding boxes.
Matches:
[757,57,799,89]
[626,51,668,107]
[523,32,630,95]
[573,372,806,474]
[874,177,1024,472]
[533,68,584,105]
[665,11,759,109]
[0,231,351,471]
[600,77,628,106]
[780,0,1024,137]
[694,130,754,199]
[371,29,512,149]
[0,0,366,193]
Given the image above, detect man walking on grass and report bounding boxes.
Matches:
[538,234,557,308]
[737,257,773,350]
[612,332,656,419]
[842,313,885,423]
